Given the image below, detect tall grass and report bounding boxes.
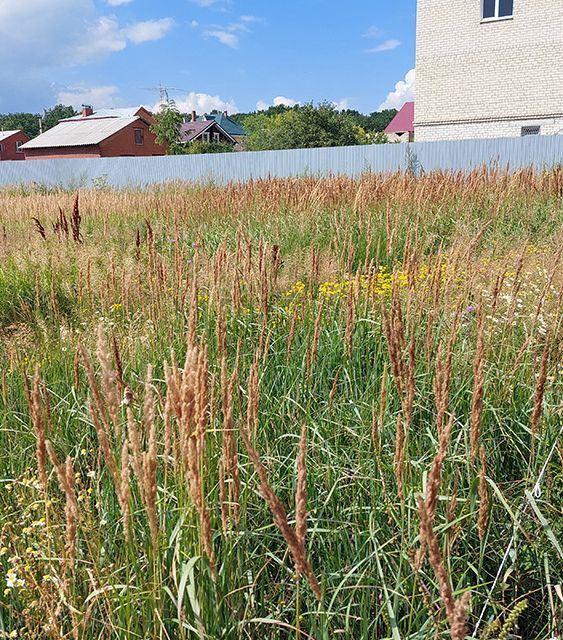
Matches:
[0,168,561,639]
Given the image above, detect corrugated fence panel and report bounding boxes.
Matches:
[0,135,561,189]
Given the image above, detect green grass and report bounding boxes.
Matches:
[0,171,561,639]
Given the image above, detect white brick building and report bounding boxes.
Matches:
[415,0,563,141]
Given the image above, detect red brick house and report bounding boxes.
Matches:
[21,106,166,159]
[0,130,29,161]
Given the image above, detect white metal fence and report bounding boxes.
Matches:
[0,135,561,189]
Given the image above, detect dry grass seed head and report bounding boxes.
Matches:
[416,496,455,624]
[96,326,121,440]
[470,306,486,461]
[241,430,321,600]
[477,445,489,542]
[295,424,308,549]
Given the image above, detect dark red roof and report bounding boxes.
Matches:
[384,102,415,134]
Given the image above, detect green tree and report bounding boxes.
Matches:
[42,104,77,131]
[0,104,77,139]
[363,109,397,132]
[245,102,361,151]
[354,127,389,145]
[0,112,41,139]
[150,98,183,154]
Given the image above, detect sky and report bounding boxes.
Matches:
[0,0,417,116]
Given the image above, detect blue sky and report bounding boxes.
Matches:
[0,0,417,115]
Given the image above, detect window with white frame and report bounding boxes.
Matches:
[15,140,24,152]
[483,0,513,20]
[213,132,220,143]
[0,143,4,153]
[202,132,211,143]
[134,128,144,145]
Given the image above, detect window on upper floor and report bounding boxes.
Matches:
[0,143,4,153]
[134,128,144,145]
[483,0,513,20]
[521,126,540,136]
[16,140,24,153]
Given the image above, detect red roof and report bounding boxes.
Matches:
[384,102,415,134]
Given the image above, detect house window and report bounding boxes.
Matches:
[483,0,513,20]
[202,132,210,143]
[134,128,144,145]
[213,132,220,143]
[521,126,540,136]
[15,140,24,153]
[0,143,4,153]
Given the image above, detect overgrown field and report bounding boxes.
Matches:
[0,170,561,639]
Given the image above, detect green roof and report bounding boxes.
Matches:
[201,113,246,137]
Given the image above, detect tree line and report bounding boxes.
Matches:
[233,103,397,150]
[152,100,397,154]
[0,105,77,139]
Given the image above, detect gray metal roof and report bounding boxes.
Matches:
[0,130,22,142]
[59,106,150,122]
[21,118,140,149]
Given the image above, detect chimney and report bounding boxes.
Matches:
[223,110,228,117]
[82,105,94,117]
[191,110,197,122]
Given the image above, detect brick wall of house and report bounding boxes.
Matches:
[415,0,563,141]
[417,116,563,141]
[99,120,165,157]
[24,146,102,159]
[0,131,29,161]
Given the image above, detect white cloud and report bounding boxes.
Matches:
[73,16,128,62]
[363,26,383,38]
[191,0,230,6]
[228,22,251,33]
[57,84,124,109]
[106,0,134,5]
[200,15,262,47]
[0,0,94,67]
[123,18,175,44]
[190,20,200,28]
[273,96,300,107]
[155,92,238,115]
[0,1,175,109]
[0,1,173,67]
[365,39,401,53]
[240,15,262,23]
[333,98,349,110]
[379,68,416,110]
[256,96,301,110]
[204,29,239,48]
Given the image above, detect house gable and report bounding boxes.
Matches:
[201,113,246,138]
[0,130,29,161]
[180,120,236,145]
